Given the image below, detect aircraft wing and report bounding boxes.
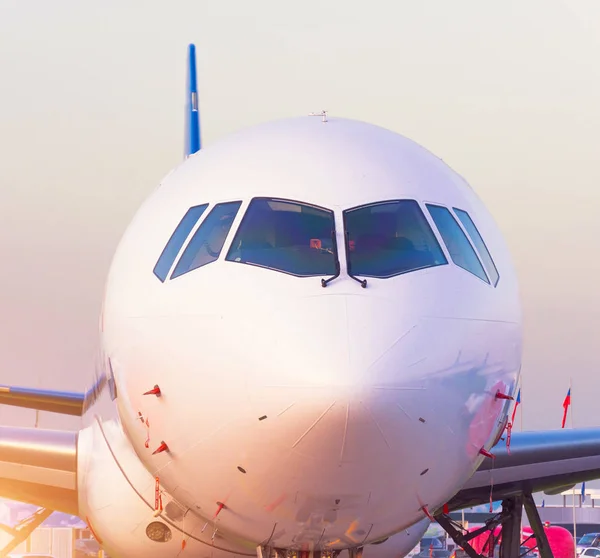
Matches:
[0,385,85,415]
[0,385,85,515]
[0,425,79,514]
[447,427,600,511]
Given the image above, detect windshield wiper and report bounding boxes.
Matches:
[321,228,341,287]
[349,273,367,288]
[345,232,367,288]
[321,258,340,287]
[348,270,367,288]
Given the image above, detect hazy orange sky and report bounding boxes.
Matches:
[1,0,600,442]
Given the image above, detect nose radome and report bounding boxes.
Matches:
[344,294,424,384]
[228,293,423,391]
[228,293,352,388]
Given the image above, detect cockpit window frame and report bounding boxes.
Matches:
[224,196,340,279]
[425,203,491,285]
[153,203,209,282]
[170,200,243,280]
[452,207,500,287]
[342,199,449,280]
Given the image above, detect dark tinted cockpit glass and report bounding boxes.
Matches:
[171,201,242,279]
[426,204,489,283]
[153,204,208,282]
[344,200,447,278]
[453,208,500,286]
[225,198,337,277]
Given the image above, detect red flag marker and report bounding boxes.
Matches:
[144,417,150,449]
[479,447,495,459]
[152,441,169,455]
[214,501,226,517]
[511,389,521,423]
[154,476,163,514]
[421,505,434,521]
[506,422,512,455]
[144,385,161,396]
[561,388,571,429]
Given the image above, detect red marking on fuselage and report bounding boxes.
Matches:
[152,441,169,454]
[479,447,495,459]
[421,505,434,521]
[143,385,161,396]
[214,502,226,517]
[467,380,508,460]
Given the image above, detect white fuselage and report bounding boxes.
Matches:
[78,116,521,557]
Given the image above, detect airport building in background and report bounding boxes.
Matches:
[0,500,98,558]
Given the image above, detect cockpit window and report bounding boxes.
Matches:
[153,204,208,282]
[425,204,489,283]
[171,201,242,279]
[453,208,500,286]
[225,198,337,277]
[343,200,448,278]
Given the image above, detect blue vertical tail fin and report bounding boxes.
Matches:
[184,44,201,158]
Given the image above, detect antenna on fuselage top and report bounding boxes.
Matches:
[309,110,328,123]
[184,44,201,159]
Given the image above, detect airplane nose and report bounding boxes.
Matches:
[232,289,511,480]
[222,292,481,535]
[235,291,449,466]
[233,292,424,392]
[119,285,515,545]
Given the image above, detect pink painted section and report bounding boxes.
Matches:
[464,524,574,558]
